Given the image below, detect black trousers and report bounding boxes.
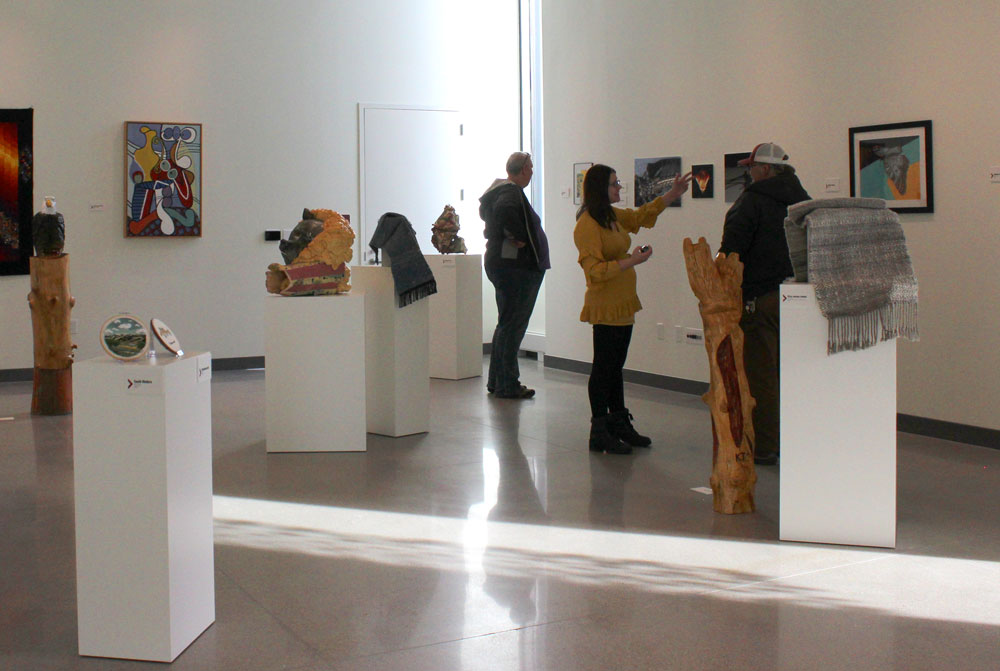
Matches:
[588,324,633,418]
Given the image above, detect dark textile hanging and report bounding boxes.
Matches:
[368,212,437,307]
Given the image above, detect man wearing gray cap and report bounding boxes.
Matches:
[720,142,810,465]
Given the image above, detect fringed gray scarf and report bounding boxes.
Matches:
[369,212,438,307]
[784,197,919,354]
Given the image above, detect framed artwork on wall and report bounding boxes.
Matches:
[573,162,592,205]
[125,121,202,237]
[0,108,33,275]
[691,164,714,199]
[635,156,682,207]
[724,152,751,203]
[849,120,933,213]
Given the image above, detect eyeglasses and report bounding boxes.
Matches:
[609,180,622,188]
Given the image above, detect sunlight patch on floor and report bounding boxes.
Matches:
[213,494,1000,627]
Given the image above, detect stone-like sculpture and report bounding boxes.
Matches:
[27,196,75,414]
[430,204,467,254]
[266,209,354,296]
[683,237,756,514]
[31,196,65,256]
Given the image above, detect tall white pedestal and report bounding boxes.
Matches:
[265,294,366,452]
[352,265,430,437]
[73,352,215,662]
[425,254,483,380]
[779,283,896,548]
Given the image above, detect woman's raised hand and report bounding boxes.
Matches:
[665,171,693,201]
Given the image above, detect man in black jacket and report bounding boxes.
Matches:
[720,143,810,465]
[479,152,550,399]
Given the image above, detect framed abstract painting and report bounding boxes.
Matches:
[0,108,33,275]
[573,162,592,205]
[849,120,933,213]
[125,121,202,237]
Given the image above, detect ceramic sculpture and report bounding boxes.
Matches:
[430,204,467,254]
[682,237,756,514]
[266,208,354,296]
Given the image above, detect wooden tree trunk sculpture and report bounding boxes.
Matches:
[682,238,756,514]
[28,254,76,414]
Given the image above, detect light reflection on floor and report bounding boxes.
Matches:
[212,494,1000,627]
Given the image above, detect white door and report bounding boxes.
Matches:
[359,104,461,263]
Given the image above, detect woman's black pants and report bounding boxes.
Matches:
[588,324,633,418]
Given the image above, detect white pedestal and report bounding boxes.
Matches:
[73,352,215,662]
[425,254,483,379]
[779,283,896,548]
[265,294,366,452]
[352,265,430,437]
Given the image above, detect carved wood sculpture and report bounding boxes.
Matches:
[28,254,76,414]
[682,238,756,514]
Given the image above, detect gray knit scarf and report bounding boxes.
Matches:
[784,197,919,354]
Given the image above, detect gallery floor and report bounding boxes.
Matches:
[2,357,999,670]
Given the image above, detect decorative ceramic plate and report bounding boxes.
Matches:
[100,314,149,361]
[150,318,184,356]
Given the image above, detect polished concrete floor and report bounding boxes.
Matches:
[2,357,999,670]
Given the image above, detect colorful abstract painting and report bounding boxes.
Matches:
[850,120,933,213]
[724,152,751,203]
[691,164,714,199]
[0,109,33,275]
[125,121,202,237]
[573,162,592,205]
[635,156,682,207]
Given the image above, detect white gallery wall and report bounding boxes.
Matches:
[539,0,1000,431]
[0,0,519,369]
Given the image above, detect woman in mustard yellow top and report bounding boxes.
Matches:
[574,164,691,454]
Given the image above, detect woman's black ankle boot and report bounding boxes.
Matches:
[607,408,652,447]
[589,415,633,454]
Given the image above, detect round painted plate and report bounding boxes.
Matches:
[150,318,184,356]
[100,314,149,361]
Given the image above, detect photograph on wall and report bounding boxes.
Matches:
[125,121,202,237]
[691,164,714,199]
[724,152,751,203]
[850,120,933,213]
[573,162,593,205]
[0,108,34,275]
[635,156,682,207]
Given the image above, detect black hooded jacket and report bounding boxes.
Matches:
[720,171,810,301]
[479,180,545,273]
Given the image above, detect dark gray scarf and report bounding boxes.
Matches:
[368,212,438,307]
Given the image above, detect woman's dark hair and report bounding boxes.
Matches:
[577,164,617,228]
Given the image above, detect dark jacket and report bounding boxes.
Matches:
[479,180,549,272]
[720,171,810,301]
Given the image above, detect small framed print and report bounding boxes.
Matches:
[724,152,751,203]
[849,120,933,213]
[691,164,714,199]
[100,314,149,361]
[150,318,184,356]
[573,162,593,205]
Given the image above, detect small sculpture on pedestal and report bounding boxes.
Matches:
[31,196,65,256]
[683,237,756,514]
[430,204,467,254]
[27,196,76,414]
[266,209,354,296]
